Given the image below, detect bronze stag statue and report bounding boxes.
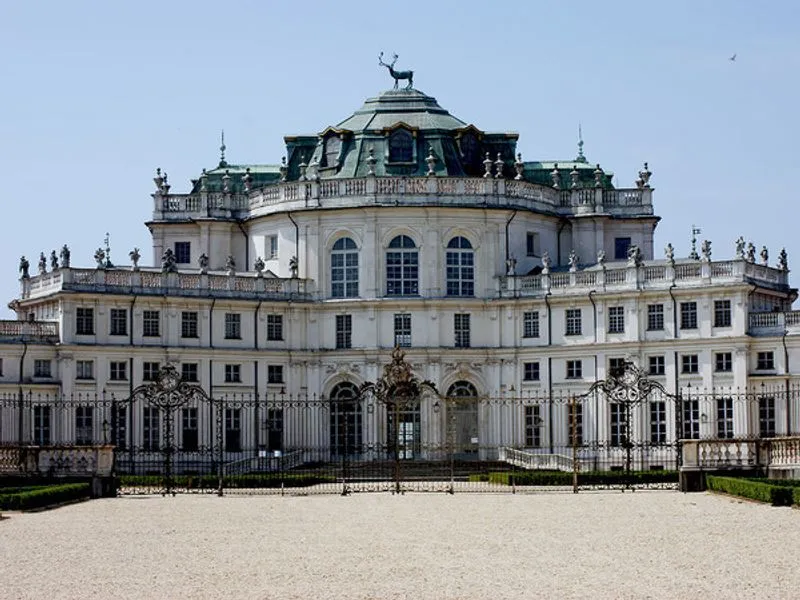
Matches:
[379,52,413,89]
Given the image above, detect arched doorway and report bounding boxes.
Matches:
[446,381,479,460]
[329,382,362,457]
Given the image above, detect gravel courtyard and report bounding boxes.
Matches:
[1,491,798,599]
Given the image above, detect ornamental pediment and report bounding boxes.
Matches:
[379,121,419,136]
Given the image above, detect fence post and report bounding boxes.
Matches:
[571,395,579,494]
[217,398,224,497]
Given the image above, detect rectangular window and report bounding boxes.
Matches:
[565,308,582,336]
[76,360,94,380]
[110,308,128,336]
[757,351,775,371]
[267,235,278,260]
[266,408,284,452]
[267,365,284,384]
[524,405,541,447]
[523,362,540,382]
[454,313,471,348]
[680,302,697,330]
[522,311,540,339]
[181,311,199,339]
[647,304,664,331]
[225,408,242,452]
[224,364,241,383]
[610,403,624,447]
[648,355,665,376]
[759,396,776,438]
[717,397,734,439]
[75,406,93,445]
[714,352,733,373]
[181,407,198,451]
[224,313,241,340]
[609,357,626,376]
[335,314,352,349]
[143,361,160,382]
[76,307,95,335]
[607,306,625,334]
[568,402,583,446]
[266,315,283,341]
[614,237,631,260]
[34,359,52,378]
[0,358,3,377]
[143,407,160,451]
[142,310,160,337]
[566,360,582,379]
[650,401,667,445]
[393,313,412,348]
[682,399,700,440]
[681,354,699,374]
[33,405,51,446]
[174,241,191,264]
[113,404,127,450]
[714,300,732,328]
[526,232,540,257]
[181,363,199,383]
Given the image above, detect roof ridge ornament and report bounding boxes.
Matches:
[219,130,227,168]
[378,52,414,90]
[576,124,587,163]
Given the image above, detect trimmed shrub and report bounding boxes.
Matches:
[469,470,677,486]
[706,476,794,506]
[0,483,90,511]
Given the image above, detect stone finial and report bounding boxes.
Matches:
[505,257,517,276]
[426,145,437,176]
[279,157,288,182]
[778,248,788,271]
[50,250,59,271]
[597,249,606,266]
[665,243,675,265]
[154,167,165,192]
[760,246,769,267]
[541,251,551,274]
[627,245,643,267]
[550,164,561,189]
[254,256,265,277]
[222,169,231,194]
[225,255,236,275]
[289,255,299,278]
[366,147,377,176]
[569,165,580,189]
[129,248,141,271]
[60,245,71,268]
[298,156,308,181]
[700,240,712,262]
[746,242,756,263]
[514,153,524,180]
[19,256,30,279]
[94,248,106,270]
[308,157,320,182]
[482,152,493,178]
[735,236,746,260]
[568,249,579,272]
[198,253,209,274]
[161,248,177,273]
[200,168,208,193]
[638,162,652,188]
[243,167,253,192]
[593,164,604,188]
[494,152,504,179]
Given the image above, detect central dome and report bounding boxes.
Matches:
[335,89,468,132]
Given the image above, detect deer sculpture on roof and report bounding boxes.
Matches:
[379,52,413,89]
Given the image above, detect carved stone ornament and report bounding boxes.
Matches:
[664,243,675,265]
[778,248,788,271]
[746,242,756,263]
[19,255,30,279]
[597,249,606,266]
[254,256,265,276]
[94,248,106,269]
[735,236,746,260]
[60,244,71,268]
[568,249,579,272]
[760,246,769,267]
[38,252,47,275]
[49,250,58,271]
[505,257,517,276]
[700,240,712,262]
[198,253,209,274]
[225,255,236,275]
[514,153,524,180]
[360,346,436,407]
[289,256,299,278]
[541,251,551,274]
[550,164,561,189]
[129,248,141,271]
[161,248,177,273]
[627,245,643,267]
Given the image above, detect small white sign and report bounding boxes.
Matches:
[258,450,267,458]
[471,437,479,444]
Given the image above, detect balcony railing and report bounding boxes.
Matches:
[0,320,60,343]
[151,176,653,221]
[749,310,800,335]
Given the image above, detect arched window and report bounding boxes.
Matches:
[329,382,362,457]
[446,236,474,297]
[331,237,359,298]
[446,380,479,457]
[386,235,419,296]
[389,129,413,163]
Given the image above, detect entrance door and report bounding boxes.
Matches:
[447,381,479,459]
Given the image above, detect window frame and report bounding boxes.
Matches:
[714,352,733,373]
[142,361,160,382]
[174,241,191,264]
[76,307,95,336]
[75,360,94,381]
[224,313,242,340]
[142,310,161,338]
[680,302,698,330]
[224,364,242,384]
[454,313,471,348]
[181,362,199,383]
[648,355,665,376]
[565,308,582,336]
[757,351,775,371]
[110,308,128,336]
[566,360,583,379]
[646,304,664,331]
[713,299,732,328]
[181,311,199,339]
[385,235,419,297]
[331,237,359,299]
[266,315,284,342]
[522,311,540,339]
[445,236,474,297]
[681,354,699,374]
[335,314,352,349]
[109,361,128,381]
[267,365,284,384]
[607,306,625,334]
[523,361,540,382]
[393,313,412,348]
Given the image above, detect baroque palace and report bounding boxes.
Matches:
[1,67,799,478]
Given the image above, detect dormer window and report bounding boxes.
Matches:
[458,131,479,164]
[323,134,342,169]
[388,129,413,163]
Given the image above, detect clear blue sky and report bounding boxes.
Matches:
[1,0,798,316]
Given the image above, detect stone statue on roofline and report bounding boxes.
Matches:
[50,250,59,271]
[596,249,606,267]
[760,246,769,267]
[198,253,209,274]
[568,249,579,272]
[664,243,675,266]
[627,245,643,267]
[505,257,517,276]
[254,256,265,276]
[778,248,788,271]
[289,256,299,279]
[161,248,177,273]
[129,248,141,271]
[746,242,756,263]
[735,237,745,260]
[225,255,236,275]
[541,251,551,274]
[700,240,711,262]
[60,245,71,268]
[38,252,47,275]
[94,248,106,269]
[19,256,30,279]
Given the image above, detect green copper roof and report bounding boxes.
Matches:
[335,89,468,132]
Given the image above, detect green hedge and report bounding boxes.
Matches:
[0,483,91,511]
[705,476,798,506]
[119,473,337,489]
[469,470,677,486]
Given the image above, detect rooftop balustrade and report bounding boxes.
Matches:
[151,176,654,221]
